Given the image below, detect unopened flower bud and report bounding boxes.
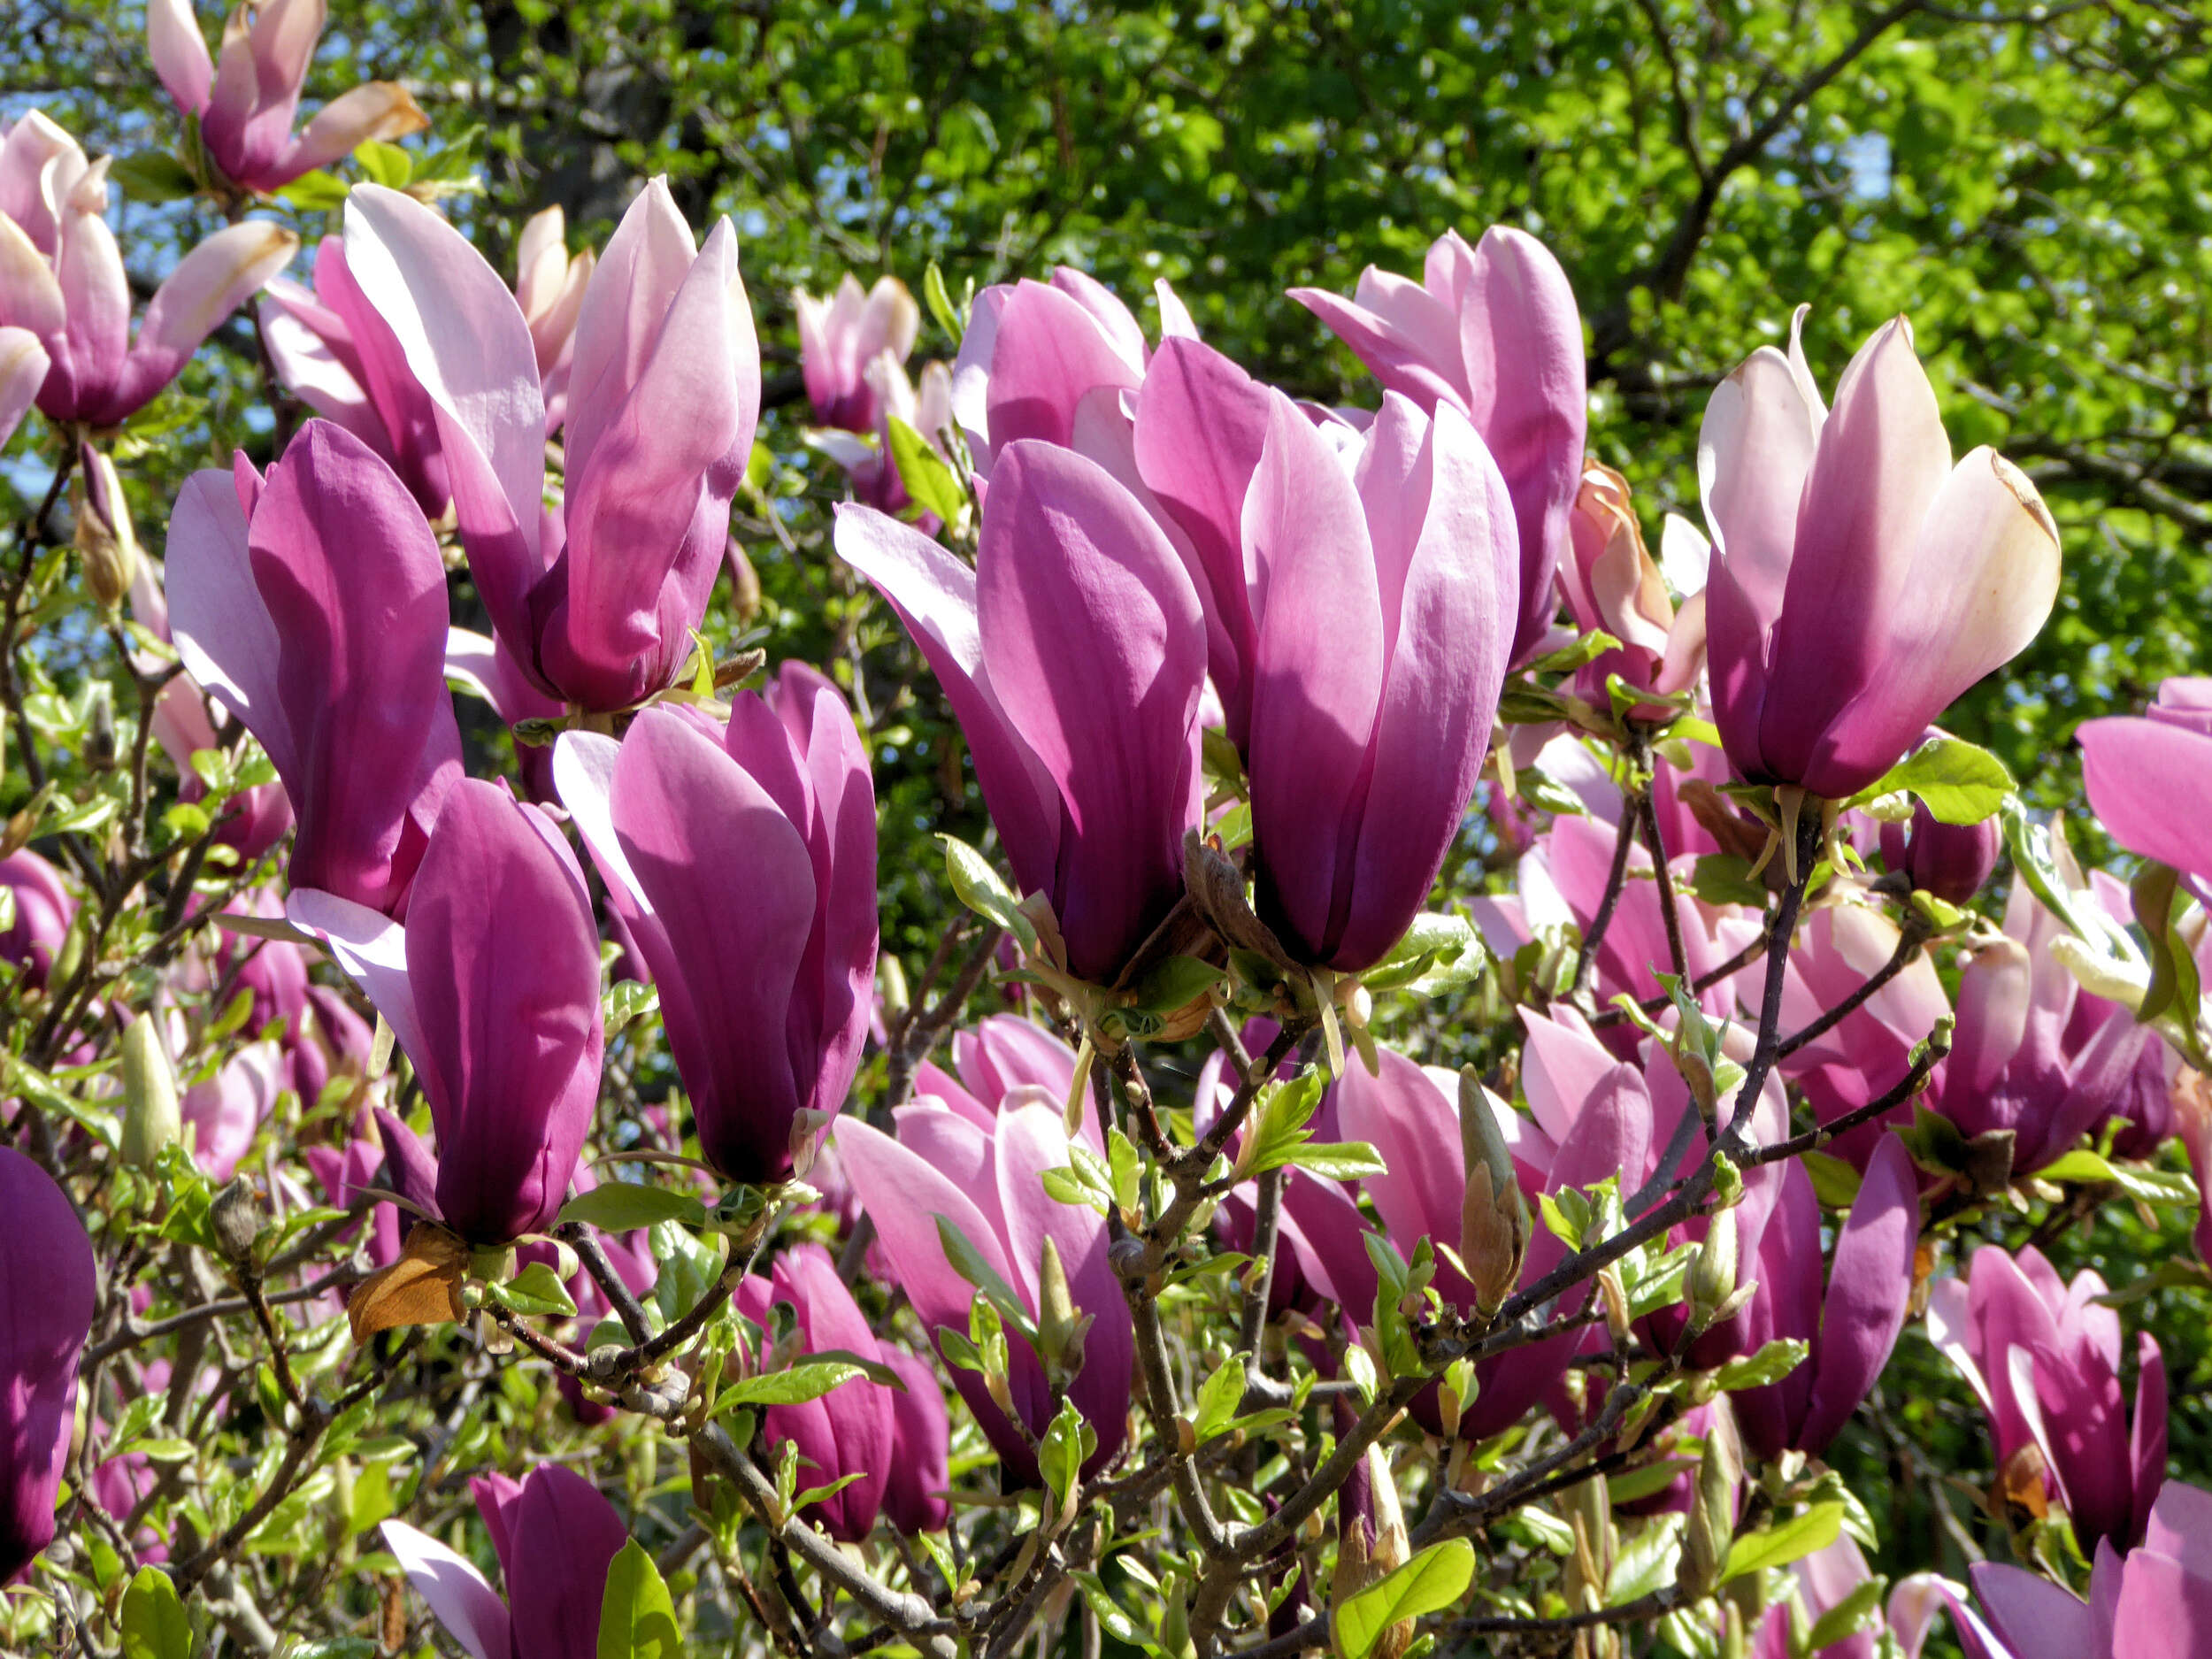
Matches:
[1457,1067,1528,1316]
[1597,1265,1632,1350]
[1330,1445,1412,1659]
[1688,1210,1738,1335]
[724,538,763,622]
[877,952,910,1028]
[209,1176,263,1264]
[73,445,140,611]
[1681,1417,1741,1600]
[119,1014,180,1168]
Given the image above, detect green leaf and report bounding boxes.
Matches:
[923,261,964,342]
[109,151,200,203]
[1129,954,1225,1015]
[1800,1151,1864,1209]
[2131,862,2202,1031]
[1039,1396,1092,1511]
[939,835,1037,954]
[933,1213,1039,1343]
[1721,1501,1844,1582]
[887,417,967,527]
[557,1182,709,1233]
[597,1539,683,1659]
[353,137,415,187]
[2039,1148,2200,1209]
[1711,1338,1808,1391]
[1279,1140,1386,1179]
[1108,1130,1141,1213]
[1191,1352,1247,1442]
[1804,1577,1886,1651]
[714,1360,869,1412]
[1690,854,1770,909]
[1360,912,1487,995]
[489,1260,577,1318]
[1330,1540,1476,1659]
[120,1566,191,1659]
[1069,1571,1141,1643]
[1041,1165,1102,1210]
[1852,734,2014,825]
[1607,1513,1684,1604]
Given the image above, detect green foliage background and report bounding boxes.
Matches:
[9,0,2212,1640]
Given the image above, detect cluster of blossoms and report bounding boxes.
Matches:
[4,14,2212,1659]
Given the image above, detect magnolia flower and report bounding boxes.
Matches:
[259,236,449,515]
[0,1148,97,1586]
[813,353,956,518]
[0,111,296,426]
[837,441,1205,987]
[796,273,920,432]
[1918,1479,2212,1659]
[1928,1243,2166,1555]
[0,849,74,990]
[1333,1038,1652,1442]
[1708,1133,1920,1462]
[733,1244,900,1542]
[1750,1535,1950,1659]
[1922,878,2155,1178]
[290,780,603,1247]
[1698,311,2059,800]
[556,687,878,1187]
[834,1099,1135,1486]
[1777,904,1951,1170]
[166,419,465,916]
[382,1464,629,1659]
[0,326,47,449]
[513,205,594,431]
[1238,390,1517,972]
[148,0,428,194]
[2078,677,2212,895]
[1559,461,1709,713]
[127,557,293,861]
[342,179,760,712]
[949,266,1194,476]
[1880,792,2002,905]
[1290,226,1587,665]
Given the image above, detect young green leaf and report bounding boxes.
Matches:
[557,1183,709,1233]
[598,1539,683,1659]
[120,1566,192,1659]
[1721,1501,1844,1582]
[1330,1540,1476,1659]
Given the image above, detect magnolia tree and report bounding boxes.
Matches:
[3,14,2210,1659]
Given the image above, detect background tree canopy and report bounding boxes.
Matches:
[6,4,2210,1630]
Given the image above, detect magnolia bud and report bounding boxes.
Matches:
[1681,1415,1741,1600]
[119,1014,181,1168]
[1597,1266,1632,1350]
[73,445,139,611]
[1457,1067,1528,1317]
[1035,1235,1091,1382]
[1330,1446,1412,1659]
[209,1177,263,1265]
[877,952,910,1028]
[1687,1210,1739,1335]
[724,535,762,623]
